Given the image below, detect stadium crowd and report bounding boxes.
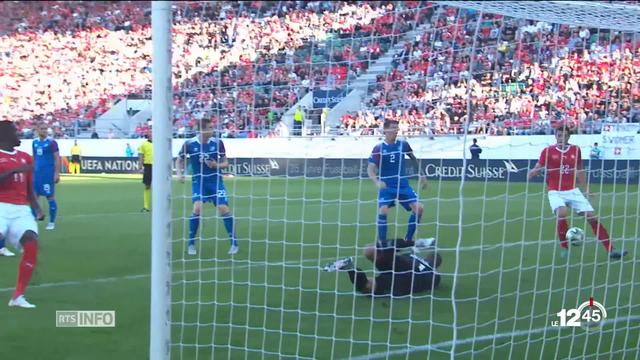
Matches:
[1,1,638,138]
[1,1,424,138]
[343,6,640,136]
[168,1,427,139]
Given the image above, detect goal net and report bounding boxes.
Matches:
[153,1,640,359]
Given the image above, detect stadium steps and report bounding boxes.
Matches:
[280,22,432,132]
[347,22,432,95]
[315,22,433,130]
[94,98,151,138]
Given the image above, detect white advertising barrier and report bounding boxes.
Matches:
[600,124,640,159]
[15,134,640,160]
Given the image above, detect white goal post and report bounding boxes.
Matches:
[150,1,173,359]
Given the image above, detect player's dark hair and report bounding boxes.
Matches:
[555,124,572,135]
[0,120,15,142]
[196,119,213,131]
[383,119,399,129]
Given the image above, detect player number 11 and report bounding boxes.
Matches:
[13,173,25,183]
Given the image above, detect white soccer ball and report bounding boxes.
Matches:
[566,227,585,246]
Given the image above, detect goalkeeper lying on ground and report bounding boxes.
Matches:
[323,238,441,297]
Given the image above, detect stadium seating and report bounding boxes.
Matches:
[2,1,410,137]
[345,6,639,136]
[1,1,638,138]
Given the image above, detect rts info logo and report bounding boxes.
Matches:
[551,297,607,330]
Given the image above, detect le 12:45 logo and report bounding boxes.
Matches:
[552,297,607,330]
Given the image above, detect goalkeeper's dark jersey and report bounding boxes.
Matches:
[373,248,440,297]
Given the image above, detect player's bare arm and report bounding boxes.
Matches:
[26,168,43,220]
[138,153,145,173]
[204,159,217,168]
[528,162,543,179]
[176,143,188,182]
[176,156,185,183]
[367,162,385,189]
[53,149,60,183]
[206,156,228,169]
[0,163,33,182]
[217,157,229,169]
[407,152,427,189]
[575,156,590,196]
[0,169,14,182]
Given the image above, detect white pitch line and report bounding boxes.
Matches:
[47,202,335,220]
[0,257,334,293]
[348,315,640,360]
[55,211,144,219]
[0,273,150,293]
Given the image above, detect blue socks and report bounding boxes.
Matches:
[188,213,200,247]
[222,213,237,247]
[405,212,421,242]
[188,212,237,247]
[0,237,5,249]
[377,211,421,247]
[48,199,57,223]
[377,214,388,247]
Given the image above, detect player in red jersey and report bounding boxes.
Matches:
[0,121,44,308]
[528,125,627,260]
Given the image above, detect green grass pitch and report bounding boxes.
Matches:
[0,175,638,359]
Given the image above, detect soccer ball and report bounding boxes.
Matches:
[566,227,585,246]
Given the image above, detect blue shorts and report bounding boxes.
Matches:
[378,186,417,211]
[34,177,55,198]
[192,180,228,206]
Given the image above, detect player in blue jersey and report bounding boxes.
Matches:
[367,120,427,249]
[32,122,60,230]
[176,120,238,256]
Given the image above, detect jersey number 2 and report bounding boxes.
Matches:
[389,154,396,163]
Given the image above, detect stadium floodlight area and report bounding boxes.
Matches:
[151,1,640,359]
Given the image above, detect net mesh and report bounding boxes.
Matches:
[164,1,640,359]
[439,1,640,32]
